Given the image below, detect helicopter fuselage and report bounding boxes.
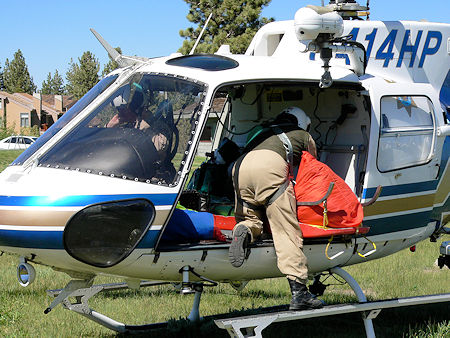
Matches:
[0,18,448,285]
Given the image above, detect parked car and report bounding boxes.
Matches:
[0,136,38,150]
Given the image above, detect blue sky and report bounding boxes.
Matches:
[1,0,448,89]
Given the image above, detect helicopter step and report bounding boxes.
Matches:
[215,267,450,338]
[214,293,450,338]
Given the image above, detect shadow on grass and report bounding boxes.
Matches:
[111,302,449,338]
[0,288,47,297]
[96,285,289,302]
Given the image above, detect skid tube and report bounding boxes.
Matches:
[46,280,178,333]
[214,267,450,338]
[45,267,211,334]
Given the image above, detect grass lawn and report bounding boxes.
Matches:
[0,150,449,337]
[0,150,23,172]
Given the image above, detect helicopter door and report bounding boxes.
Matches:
[362,80,442,235]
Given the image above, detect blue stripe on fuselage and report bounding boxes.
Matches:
[0,228,160,250]
[0,230,64,249]
[364,210,432,236]
[363,180,438,199]
[0,194,177,207]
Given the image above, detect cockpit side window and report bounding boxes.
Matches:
[38,73,206,186]
[378,96,435,172]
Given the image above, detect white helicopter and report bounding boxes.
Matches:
[0,0,449,335]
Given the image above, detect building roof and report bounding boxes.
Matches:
[0,91,76,113]
[41,94,77,111]
[0,92,33,111]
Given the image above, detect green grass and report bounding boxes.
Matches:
[0,151,449,337]
[0,240,448,337]
[0,150,23,172]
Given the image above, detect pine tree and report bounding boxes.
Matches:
[0,62,4,91]
[65,51,100,99]
[179,0,273,55]
[3,50,36,94]
[102,47,122,77]
[41,70,65,95]
[41,72,53,94]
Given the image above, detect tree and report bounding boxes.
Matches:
[3,49,36,94]
[102,47,122,77]
[41,69,65,95]
[0,62,4,91]
[178,0,273,55]
[65,51,100,99]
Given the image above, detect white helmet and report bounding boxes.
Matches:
[280,106,311,131]
[112,84,131,108]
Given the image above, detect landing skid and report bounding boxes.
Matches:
[44,267,450,336]
[215,267,450,338]
[44,264,217,333]
[46,280,176,333]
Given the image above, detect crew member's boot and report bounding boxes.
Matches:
[288,279,323,310]
[229,224,251,267]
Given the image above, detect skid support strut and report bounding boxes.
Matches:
[45,279,205,333]
[46,280,175,333]
[187,284,203,322]
[46,278,128,333]
[330,267,376,338]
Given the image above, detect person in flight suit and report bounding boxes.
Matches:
[229,107,323,310]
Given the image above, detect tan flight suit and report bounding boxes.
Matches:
[233,128,316,284]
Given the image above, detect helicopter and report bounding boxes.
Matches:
[0,0,448,335]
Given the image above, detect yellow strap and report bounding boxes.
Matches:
[357,235,377,258]
[322,211,329,227]
[322,200,329,227]
[325,235,334,260]
[301,222,332,230]
[325,235,345,260]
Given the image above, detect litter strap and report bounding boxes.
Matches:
[272,126,294,180]
[235,126,295,209]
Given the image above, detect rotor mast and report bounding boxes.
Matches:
[327,0,370,20]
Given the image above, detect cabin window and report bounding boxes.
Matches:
[378,96,434,172]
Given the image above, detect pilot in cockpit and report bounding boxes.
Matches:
[107,84,170,160]
[106,85,149,129]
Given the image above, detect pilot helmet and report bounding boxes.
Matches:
[112,84,131,108]
[279,106,311,131]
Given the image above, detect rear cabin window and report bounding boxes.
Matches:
[378,96,434,172]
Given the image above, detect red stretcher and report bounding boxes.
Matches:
[212,214,370,239]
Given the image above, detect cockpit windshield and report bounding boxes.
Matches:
[12,75,118,166]
[38,73,206,186]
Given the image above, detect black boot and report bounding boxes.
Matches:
[288,279,323,310]
[228,224,251,267]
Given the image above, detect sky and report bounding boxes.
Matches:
[1,0,448,89]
